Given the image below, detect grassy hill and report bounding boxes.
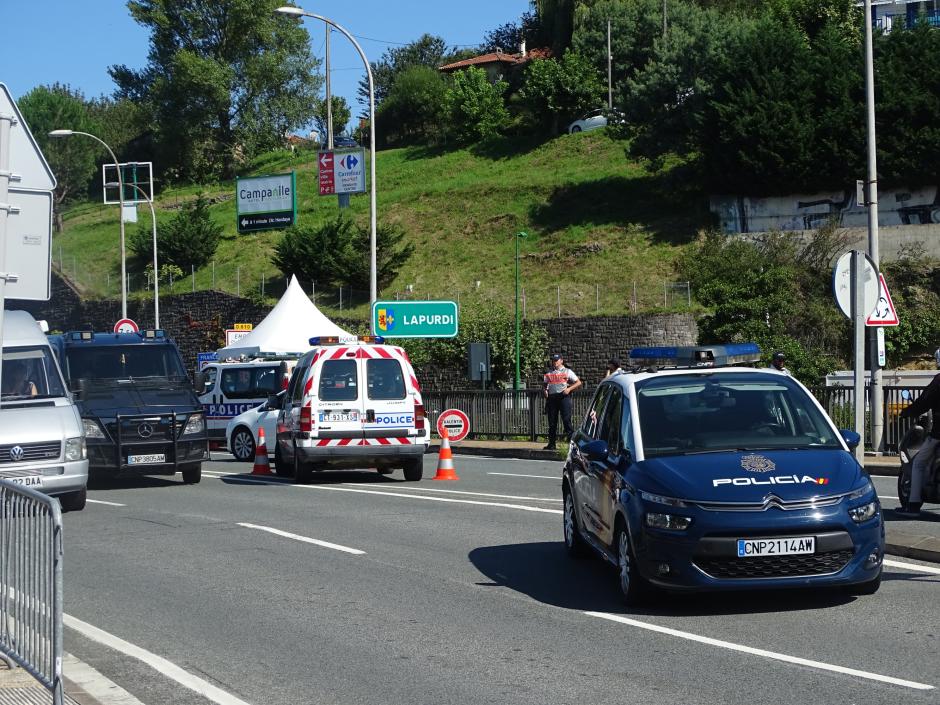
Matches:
[55,131,712,319]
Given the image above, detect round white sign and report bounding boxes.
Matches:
[832,252,879,320]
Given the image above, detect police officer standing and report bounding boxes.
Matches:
[543,353,582,450]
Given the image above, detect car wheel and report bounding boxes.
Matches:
[293,443,312,484]
[181,464,202,484]
[570,125,582,133]
[59,488,86,513]
[563,487,588,558]
[231,426,255,462]
[403,458,423,481]
[616,523,650,605]
[273,443,292,478]
[845,571,881,596]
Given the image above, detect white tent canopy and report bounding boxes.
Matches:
[217,275,351,359]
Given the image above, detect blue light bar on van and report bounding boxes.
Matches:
[308,335,386,346]
[69,331,94,341]
[142,329,166,339]
[629,343,761,369]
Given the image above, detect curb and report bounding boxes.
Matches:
[885,530,940,564]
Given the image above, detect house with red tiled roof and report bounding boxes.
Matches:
[439,45,552,84]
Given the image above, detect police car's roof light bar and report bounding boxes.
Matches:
[141,329,165,339]
[628,343,761,369]
[309,335,386,346]
[69,331,94,341]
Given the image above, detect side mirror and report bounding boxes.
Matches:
[840,429,861,451]
[583,439,609,462]
[266,394,280,410]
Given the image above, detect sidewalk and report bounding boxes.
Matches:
[0,659,95,705]
[429,439,940,564]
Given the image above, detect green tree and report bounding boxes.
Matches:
[314,95,352,140]
[536,0,575,54]
[130,194,222,271]
[376,66,450,146]
[481,8,547,53]
[358,34,450,109]
[519,51,605,134]
[446,67,510,144]
[110,0,322,180]
[17,84,101,231]
[339,222,416,291]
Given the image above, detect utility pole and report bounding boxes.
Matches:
[864,0,884,454]
[607,18,613,110]
[325,23,333,151]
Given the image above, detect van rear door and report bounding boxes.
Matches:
[313,350,365,442]
[361,352,414,442]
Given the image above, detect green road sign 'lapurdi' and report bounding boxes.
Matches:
[373,301,458,338]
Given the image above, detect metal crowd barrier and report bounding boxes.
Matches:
[424,385,925,453]
[0,480,64,705]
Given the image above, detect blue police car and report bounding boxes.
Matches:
[562,344,884,603]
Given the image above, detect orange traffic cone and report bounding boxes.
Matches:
[252,427,273,476]
[433,428,459,481]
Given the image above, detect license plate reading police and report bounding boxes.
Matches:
[128,454,165,465]
[319,412,358,423]
[7,476,42,488]
[737,537,814,558]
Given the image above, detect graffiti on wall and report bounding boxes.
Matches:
[711,186,940,234]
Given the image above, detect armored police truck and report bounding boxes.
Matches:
[49,329,208,483]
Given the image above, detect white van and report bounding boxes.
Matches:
[197,357,297,445]
[0,311,88,511]
[275,336,429,482]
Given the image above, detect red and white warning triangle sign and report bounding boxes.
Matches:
[866,273,899,326]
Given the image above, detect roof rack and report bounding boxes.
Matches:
[628,343,761,370]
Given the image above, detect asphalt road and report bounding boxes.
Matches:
[59,455,940,705]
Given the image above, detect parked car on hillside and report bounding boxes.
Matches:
[568,108,625,134]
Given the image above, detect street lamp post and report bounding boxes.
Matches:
[48,130,127,319]
[275,5,378,328]
[108,181,159,328]
[514,232,527,391]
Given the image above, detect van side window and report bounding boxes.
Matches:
[366,359,406,400]
[203,367,217,393]
[319,360,359,402]
[289,355,313,403]
[599,388,623,455]
[220,366,279,399]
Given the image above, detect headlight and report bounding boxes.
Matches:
[849,501,878,523]
[639,490,687,508]
[645,513,692,531]
[846,479,874,501]
[183,414,205,435]
[82,418,105,439]
[65,436,86,461]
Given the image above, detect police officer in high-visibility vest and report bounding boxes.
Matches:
[543,353,582,450]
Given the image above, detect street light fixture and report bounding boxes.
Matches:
[275,4,378,328]
[106,181,159,328]
[48,129,128,319]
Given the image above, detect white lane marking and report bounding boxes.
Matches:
[883,558,940,576]
[63,614,254,705]
[585,611,933,691]
[87,499,127,507]
[204,471,562,514]
[488,472,559,479]
[237,522,365,555]
[64,652,147,705]
[342,484,561,502]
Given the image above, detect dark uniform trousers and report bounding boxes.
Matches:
[546,392,573,447]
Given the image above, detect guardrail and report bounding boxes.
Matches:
[423,385,925,452]
[0,480,64,705]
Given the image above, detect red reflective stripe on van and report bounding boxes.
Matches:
[374,347,393,359]
[374,437,391,445]
[396,437,410,444]
[330,347,348,359]
[304,376,313,394]
[316,439,331,447]
[337,437,353,446]
[410,376,421,392]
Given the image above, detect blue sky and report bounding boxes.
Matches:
[2,0,530,121]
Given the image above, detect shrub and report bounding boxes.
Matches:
[446,67,510,144]
[129,193,221,272]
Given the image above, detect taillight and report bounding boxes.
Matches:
[300,404,312,432]
[414,403,425,431]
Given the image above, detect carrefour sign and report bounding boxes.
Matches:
[373,300,458,338]
[236,172,297,233]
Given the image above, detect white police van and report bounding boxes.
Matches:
[196,356,297,446]
[275,336,429,482]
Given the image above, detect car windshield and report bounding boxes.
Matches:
[65,344,187,383]
[635,372,841,458]
[1,346,67,400]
